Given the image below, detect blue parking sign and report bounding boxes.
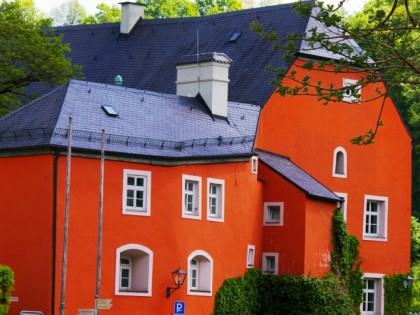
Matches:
[174,301,185,315]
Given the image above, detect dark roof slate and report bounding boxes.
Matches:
[257,150,340,202]
[0,80,260,159]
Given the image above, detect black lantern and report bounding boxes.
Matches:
[166,267,187,298]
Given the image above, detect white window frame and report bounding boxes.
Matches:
[343,78,361,103]
[332,147,347,178]
[119,256,132,291]
[182,175,202,219]
[363,195,388,241]
[115,244,153,297]
[207,178,225,222]
[263,202,284,226]
[361,273,384,315]
[251,156,258,174]
[187,250,213,296]
[247,245,255,268]
[122,169,152,216]
[262,252,279,275]
[335,192,348,222]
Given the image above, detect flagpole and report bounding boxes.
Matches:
[95,130,105,315]
[60,117,72,315]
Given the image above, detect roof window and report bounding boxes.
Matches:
[102,105,118,117]
[229,32,241,43]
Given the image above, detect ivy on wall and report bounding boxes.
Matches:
[0,265,14,315]
[384,274,412,315]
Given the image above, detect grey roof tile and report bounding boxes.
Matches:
[257,149,340,202]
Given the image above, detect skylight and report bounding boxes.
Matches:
[102,105,118,117]
[229,32,241,43]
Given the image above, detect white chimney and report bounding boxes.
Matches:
[120,1,145,35]
[176,53,232,118]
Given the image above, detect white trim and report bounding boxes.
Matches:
[206,178,225,222]
[262,252,279,275]
[335,192,348,222]
[182,175,202,220]
[263,202,284,226]
[115,244,153,297]
[122,169,152,216]
[362,195,388,241]
[361,273,384,315]
[332,147,347,178]
[343,78,361,103]
[251,156,258,174]
[246,245,255,268]
[187,250,213,296]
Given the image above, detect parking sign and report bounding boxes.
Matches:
[174,301,185,315]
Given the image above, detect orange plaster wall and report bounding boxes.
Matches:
[52,155,263,315]
[0,155,54,314]
[256,59,412,275]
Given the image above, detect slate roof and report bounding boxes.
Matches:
[0,80,260,159]
[257,150,340,202]
[30,2,313,106]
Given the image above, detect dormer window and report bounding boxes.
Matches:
[333,147,347,178]
[342,79,361,103]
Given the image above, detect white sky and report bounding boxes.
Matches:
[33,0,367,16]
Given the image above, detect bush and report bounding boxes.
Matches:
[0,265,14,315]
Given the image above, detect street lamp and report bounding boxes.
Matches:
[166,268,187,298]
[403,274,415,289]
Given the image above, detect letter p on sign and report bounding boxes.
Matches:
[174,301,185,315]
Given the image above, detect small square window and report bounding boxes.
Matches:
[182,175,202,220]
[122,170,151,216]
[363,195,388,241]
[262,253,279,275]
[207,178,225,222]
[247,245,255,268]
[342,79,361,103]
[263,202,284,226]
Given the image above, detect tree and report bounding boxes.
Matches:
[251,0,419,145]
[195,0,242,16]
[0,265,14,315]
[82,3,121,24]
[50,0,86,26]
[0,0,82,115]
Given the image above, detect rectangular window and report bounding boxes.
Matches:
[362,274,384,315]
[262,252,279,275]
[251,156,258,174]
[263,202,284,226]
[182,175,202,219]
[363,195,388,241]
[247,245,255,268]
[122,170,151,216]
[335,192,348,222]
[207,178,225,222]
[343,78,361,103]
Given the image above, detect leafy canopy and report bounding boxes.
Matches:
[0,265,14,315]
[0,0,81,115]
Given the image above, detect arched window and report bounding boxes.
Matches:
[187,250,213,296]
[333,147,347,178]
[115,244,153,296]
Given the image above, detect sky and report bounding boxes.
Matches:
[33,0,368,16]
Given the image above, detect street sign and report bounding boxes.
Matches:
[11,297,19,302]
[174,301,185,315]
[78,309,94,315]
[96,299,112,310]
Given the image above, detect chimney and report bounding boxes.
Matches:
[176,53,232,118]
[120,1,145,35]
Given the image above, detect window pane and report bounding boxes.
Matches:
[136,177,144,187]
[127,176,135,186]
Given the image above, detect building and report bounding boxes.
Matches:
[0,2,411,315]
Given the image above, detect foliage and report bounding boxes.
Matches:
[213,209,362,315]
[0,265,14,315]
[251,0,419,145]
[384,274,412,315]
[50,0,86,26]
[411,263,420,312]
[0,0,82,116]
[82,3,121,24]
[412,217,420,265]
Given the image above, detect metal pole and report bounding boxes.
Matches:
[60,117,72,315]
[95,130,105,315]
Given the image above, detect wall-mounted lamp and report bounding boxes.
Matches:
[166,268,187,298]
[403,274,415,289]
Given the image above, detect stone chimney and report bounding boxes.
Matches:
[176,53,232,118]
[120,1,145,35]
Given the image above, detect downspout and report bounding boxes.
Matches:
[52,152,60,315]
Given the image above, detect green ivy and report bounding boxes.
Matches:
[384,274,412,315]
[0,265,14,315]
